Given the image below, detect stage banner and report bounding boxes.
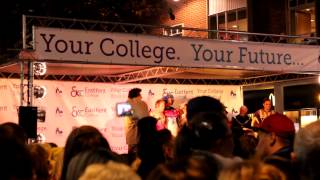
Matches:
[0,78,242,154]
[33,27,320,72]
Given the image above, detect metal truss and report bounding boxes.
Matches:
[241,73,316,86]
[6,15,313,88]
[22,15,320,50]
[111,67,185,84]
[0,72,315,85]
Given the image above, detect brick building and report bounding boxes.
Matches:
[160,0,319,39]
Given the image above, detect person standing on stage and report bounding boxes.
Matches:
[234,105,252,129]
[163,94,179,136]
[125,88,149,162]
[252,98,275,128]
[150,99,167,130]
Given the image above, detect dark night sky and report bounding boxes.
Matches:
[0,0,167,58]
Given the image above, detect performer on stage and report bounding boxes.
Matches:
[124,88,149,162]
[252,98,275,128]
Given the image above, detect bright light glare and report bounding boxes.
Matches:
[33,62,47,76]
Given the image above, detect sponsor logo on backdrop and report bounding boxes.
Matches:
[148,89,155,96]
[71,106,108,118]
[111,126,124,138]
[70,86,106,97]
[98,128,108,133]
[55,128,63,135]
[55,107,64,117]
[13,84,21,90]
[55,87,63,95]
[231,108,238,114]
[230,90,237,96]
[0,85,7,91]
[110,87,130,99]
[197,88,223,95]
[0,106,8,112]
[163,88,194,96]
[37,126,47,132]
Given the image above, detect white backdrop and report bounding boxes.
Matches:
[0,78,242,154]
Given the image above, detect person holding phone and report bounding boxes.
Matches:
[125,88,149,163]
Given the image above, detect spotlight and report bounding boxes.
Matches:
[34,85,47,99]
[33,62,47,76]
[37,107,46,122]
[36,133,46,143]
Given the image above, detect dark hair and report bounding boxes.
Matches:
[128,88,142,99]
[175,112,231,158]
[186,96,226,122]
[137,116,165,179]
[0,126,33,180]
[263,98,271,103]
[28,144,50,180]
[189,112,230,150]
[66,149,119,180]
[0,122,27,144]
[137,116,159,159]
[61,126,111,180]
[147,153,220,180]
[294,121,320,180]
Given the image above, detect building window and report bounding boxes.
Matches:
[290,0,315,7]
[291,6,315,38]
[163,24,184,36]
[290,0,297,7]
[209,8,247,40]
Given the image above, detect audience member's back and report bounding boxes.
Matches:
[175,96,231,159]
[28,143,50,180]
[175,112,240,168]
[147,153,221,180]
[66,149,119,180]
[137,116,165,179]
[218,160,286,180]
[0,125,33,180]
[186,96,225,122]
[79,161,141,180]
[60,125,111,180]
[294,121,320,180]
[0,122,27,144]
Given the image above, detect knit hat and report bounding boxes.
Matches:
[260,113,295,137]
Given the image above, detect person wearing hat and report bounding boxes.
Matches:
[255,113,297,180]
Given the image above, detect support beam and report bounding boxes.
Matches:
[112,67,186,84]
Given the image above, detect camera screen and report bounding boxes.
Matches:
[116,102,132,117]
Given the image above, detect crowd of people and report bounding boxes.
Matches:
[1,88,320,180]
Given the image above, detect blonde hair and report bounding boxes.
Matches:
[218,160,286,180]
[49,147,64,180]
[79,161,141,180]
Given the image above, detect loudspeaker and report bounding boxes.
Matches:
[18,106,37,139]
